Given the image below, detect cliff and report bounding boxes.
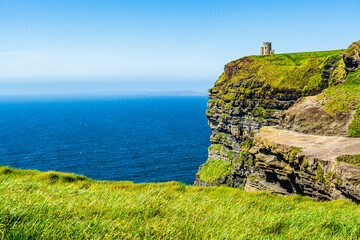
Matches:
[195,40,360,201]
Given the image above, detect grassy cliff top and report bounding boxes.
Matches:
[213,49,345,94]
[213,41,360,95]
[2,166,360,239]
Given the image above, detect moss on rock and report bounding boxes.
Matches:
[208,144,222,151]
[216,50,344,94]
[319,69,360,113]
[337,154,360,166]
[349,107,360,137]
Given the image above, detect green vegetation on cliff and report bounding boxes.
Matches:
[3,166,360,239]
[319,69,360,112]
[213,49,344,95]
[349,108,360,137]
[251,50,345,91]
[210,41,360,137]
[196,159,233,183]
[317,68,360,136]
[344,40,360,56]
[337,154,360,166]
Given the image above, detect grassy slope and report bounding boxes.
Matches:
[319,69,360,113]
[2,167,360,239]
[197,159,233,183]
[214,49,345,93]
[319,68,360,137]
[250,50,345,91]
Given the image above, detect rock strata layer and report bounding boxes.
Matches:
[280,96,354,136]
[246,126,360,201]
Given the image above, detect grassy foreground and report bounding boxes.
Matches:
[2,167,360,239]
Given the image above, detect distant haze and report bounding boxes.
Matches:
[0,81,211,98]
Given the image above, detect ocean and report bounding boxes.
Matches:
[0,96,211,185]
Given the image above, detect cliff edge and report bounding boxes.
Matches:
[195,40,360,202]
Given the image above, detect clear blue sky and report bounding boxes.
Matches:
[0,0,359,94]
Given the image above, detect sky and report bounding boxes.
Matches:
[0,0,359,95]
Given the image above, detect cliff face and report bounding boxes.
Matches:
[248,126,360,201]
[195,41,360,201]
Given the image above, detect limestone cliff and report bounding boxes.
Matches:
[195,41,360,202]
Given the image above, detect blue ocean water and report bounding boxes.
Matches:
[0,96,211,185]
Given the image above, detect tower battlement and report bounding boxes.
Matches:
[260,42,275,55]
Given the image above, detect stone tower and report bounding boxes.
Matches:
[260,42,275,55]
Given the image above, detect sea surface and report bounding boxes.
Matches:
[0,96,211,185]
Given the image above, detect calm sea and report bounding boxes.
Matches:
[0,96,211,185]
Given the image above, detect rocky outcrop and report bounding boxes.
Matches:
[195,41,360,202]
[343,41,360,73]
[246,126,360,202]
[279,41,360,137]
[280,96,354,136]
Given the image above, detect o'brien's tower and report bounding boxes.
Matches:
[260,42,275,55]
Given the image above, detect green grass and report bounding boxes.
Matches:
[317,68,360,136]
[349,107,360,137]
[35,171,89,183]
[215,50,345,93]
[227,151,234,158]
[337,154,360,166]
[197,159,233,183]
[208,144,222,151]
[344,40,360,56]
[2,167,360,239]
[319,69,360,113]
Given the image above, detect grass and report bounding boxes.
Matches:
[337,154,360,166]
[35,171,89,183]
[208,144,222,151]
[344,40,360,56]
[197,159,233,183]
[349,107,360,137]
[253,50,345,92]
[215,50,345,94]
[2,166,360,239]
[319,69,360,113]
[318,68,360,137]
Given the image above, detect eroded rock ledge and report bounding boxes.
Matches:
[246,126,360,201]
